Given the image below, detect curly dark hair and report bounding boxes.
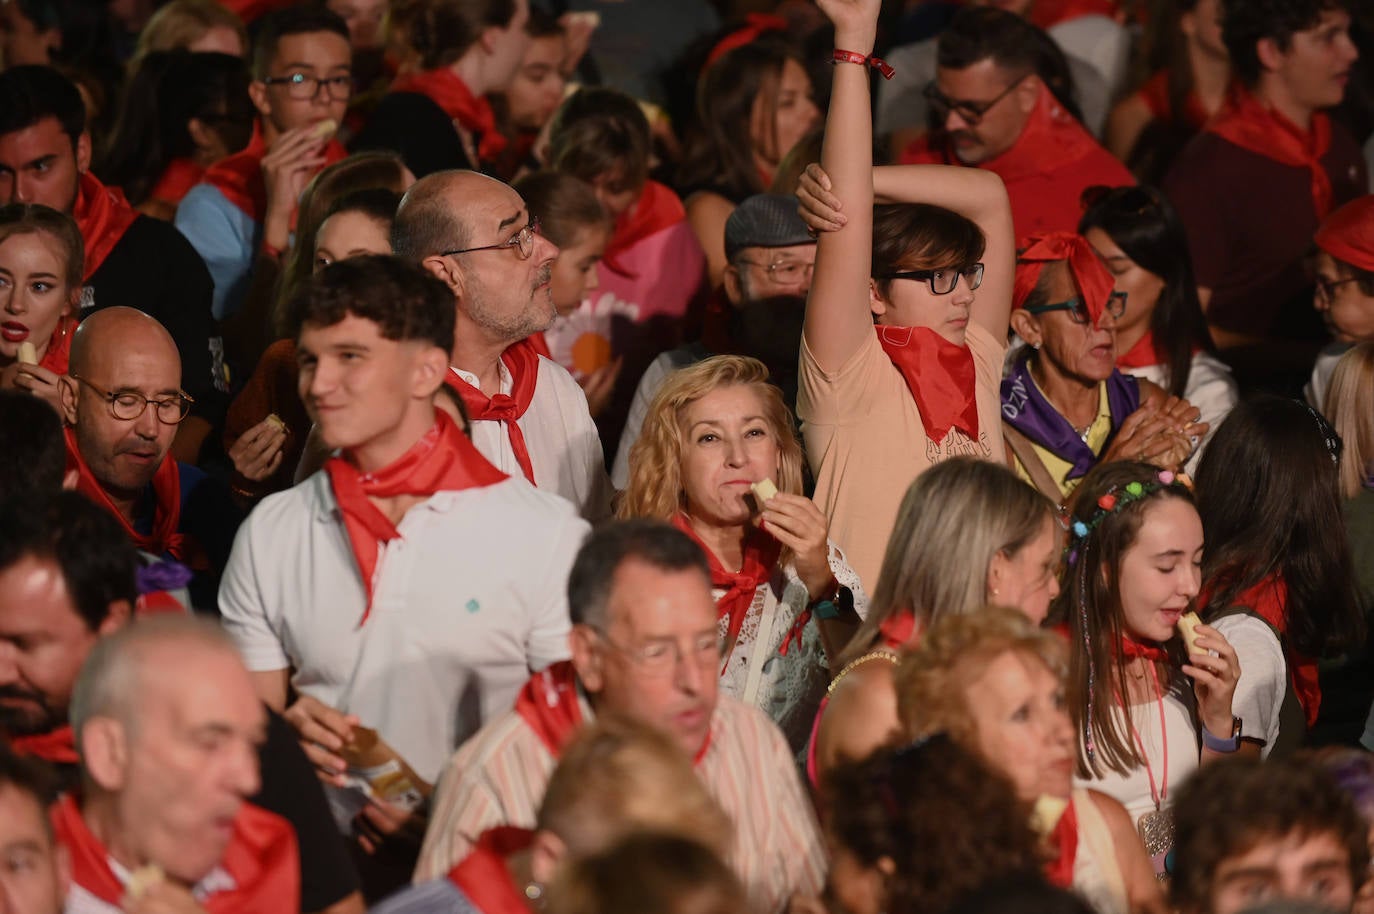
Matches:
[823,735,1043,914]
[1171,755,1370,914]
[1221,0,1347,86]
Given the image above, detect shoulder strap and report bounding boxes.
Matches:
[1004,423,1065,504]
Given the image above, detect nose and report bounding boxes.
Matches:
[229,739,262,798]
[11,175,31,205]
[674,646,705,696]
[1181,563,1201,600]
[943,108,971,133]
[1314,289,1330,312]
[307,359,336,400]
[534,232,560,263]
[584,263,599,292]
[132,400,161,439]
[1047,574,1061,601]
[722,436,746,467]
[0,642,19,688]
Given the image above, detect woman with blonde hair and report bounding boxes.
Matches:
[619,354,865,752]
[131,0,247,62]
[897,607,1165,914]
[808,456,1059,787]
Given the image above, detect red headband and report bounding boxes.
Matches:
[704,14,788,69]
[1315,195,1374,273]
[1013,231,1116,325]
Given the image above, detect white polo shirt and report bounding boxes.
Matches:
[218,471,590,783]
[453,354,612,521]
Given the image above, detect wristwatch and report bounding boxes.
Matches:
[1202,716,1243,752]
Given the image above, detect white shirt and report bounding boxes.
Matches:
[1124,350,1239,473]
[1074,690,1199,826]
[1211,614,1287,758]
[453,355,612,521]
[218,471,590,783]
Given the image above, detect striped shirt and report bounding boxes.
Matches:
[415,695,826,913]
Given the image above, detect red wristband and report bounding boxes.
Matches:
[832,48,895,80]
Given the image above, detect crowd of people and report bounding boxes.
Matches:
[0,0,1373,912]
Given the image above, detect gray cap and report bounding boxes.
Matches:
[724,194,815,262]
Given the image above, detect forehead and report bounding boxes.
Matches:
[683,383,769,423]
[0,553,83,631]
[316,210,389,249]
[1131,497,1202,551]
[0,117,74,168]
[268,30,351,71]
[1220,828,1350,872]
[84,332,181,391]
[451,180,527,234]
[966,649,1055,704]
[1297,7,1352,35]
[0,230,67,271]
[139,645,264,731]
[523,35,565,65]
[299,311,390,348]
[0,784,51,847]
[741,242,816,263]
[936,59,1018,98]
[606,560,715,634]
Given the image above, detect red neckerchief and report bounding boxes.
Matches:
[1043,797,1080,888]
[1116,636,1170,662]
[1235,577,1320,727]
[1207,85,1333,219]
[1030,0,1118,29]
[525,332,552,360]
[875,325,979,444]
[64,427,185,560]
[9,725,78,765]
[325,411,507,624]
[389,67,508,160]
[602,180,686,277]
[1137,70,1210,129]
[52,793,300,914]
[148,157,206,207]
[670,514,783,670]
[37,315,77,374]
[878,610,919,650]
[1315,195,1374,272]
[444,339,541,485]
[901,86,1106,184]
[1116,331,1163,369]
[514,660,714,764]
[72,172,139,280]
[1013,232,1117,326]
[202,121,349,222]
[446,827,534,914]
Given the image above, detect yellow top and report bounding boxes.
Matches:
[1014,382,1112,497]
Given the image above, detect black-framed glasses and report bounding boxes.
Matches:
[878,262,984,295]
[69,375,194,424]
[735,258,815,285]
[262,72,353,102]
[923,75,1029,126]
[584,625,720,677]
[441,218,540,261]
[1315,275,1359,302]
[1024,291,1128,325]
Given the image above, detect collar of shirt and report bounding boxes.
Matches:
[107,855,237,902]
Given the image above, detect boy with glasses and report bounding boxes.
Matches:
[415,520,825,914]
[176,5,352,321]
[899,7,1134,238]
[57,307,242,608]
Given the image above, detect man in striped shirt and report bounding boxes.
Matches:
[415,520,826,912]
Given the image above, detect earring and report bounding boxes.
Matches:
[991,587,1000,598]
[1032,342,1042,351]
[524,882,544,907]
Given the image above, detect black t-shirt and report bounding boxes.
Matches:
[83,215,228,423]
[350,92,477,179]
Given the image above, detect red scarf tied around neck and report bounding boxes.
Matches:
[876,325,980,445]
[671,514,783,669]
[877,610,919,650]
[1208,85,1334,220]
[72,172,139,280]
[1043,798,1080,889]
[1014,231,1118,327]
[64,427,185,560]
[203,121,349,222]
[10,724,79,765]
[324,411,507,624]
[444,338,541,485]
[1236,577,1321,727]
[446,827,535,914]
[1117,636,1171,663]
[390,67,509,161]
[602,181,687,277]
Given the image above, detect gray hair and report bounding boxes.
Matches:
[391,170,473,262]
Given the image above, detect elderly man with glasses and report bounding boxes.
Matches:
[393,169,612,520]
[58,307,242,608]
[414,520,825,914]
[898,6,1134,239]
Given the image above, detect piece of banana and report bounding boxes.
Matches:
[17,341,38,365]
[126,864,165,900]
[1177,611,1203,656]
[750,479,779,504]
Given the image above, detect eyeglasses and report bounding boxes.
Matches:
[585,626,720,677]
[441,218,540,261]
[735,258,815,285]
[879,262,984,295]
[923,75,1029,127]
[262,72,353,102]
[1315,275,1359,302]
[1024,291,1128,325]
[70,375,194,424]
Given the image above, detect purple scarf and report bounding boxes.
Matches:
[1000,353,1140,480]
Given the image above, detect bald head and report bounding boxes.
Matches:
[68,307,180,379]
[392,170,517,263]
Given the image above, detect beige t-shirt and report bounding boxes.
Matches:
[798,322,1007,592]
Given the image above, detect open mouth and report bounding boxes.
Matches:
[1,322,30,343]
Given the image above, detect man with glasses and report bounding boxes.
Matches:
[177,5,352,321]
[612,193,816,488]
[395,169,612,520]
[0,66,226,465]
[415,520,825,914]
[899,7,1133,238]
[57,307,242,608]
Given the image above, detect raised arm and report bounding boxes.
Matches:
[803,0,881,373]
[871,164,1014,341]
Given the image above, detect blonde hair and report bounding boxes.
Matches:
[618,355,804,522]
[1324,342,1374,500]
[547,832,749,914]
[536,716,732,859]
[133,0,247,65]
[894,605,1067,749]
[838,457,1056,666]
